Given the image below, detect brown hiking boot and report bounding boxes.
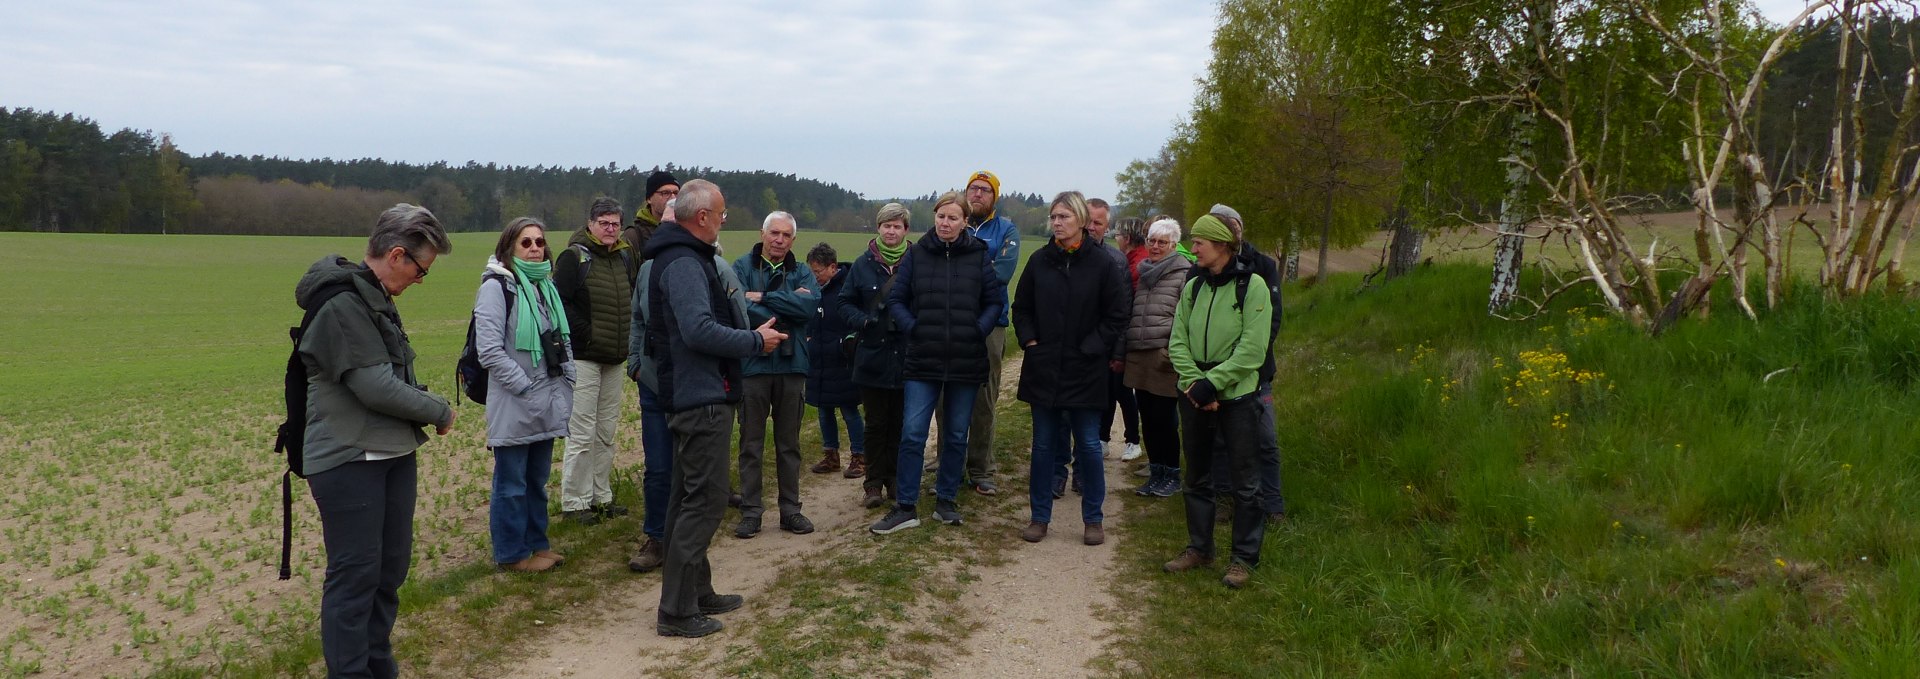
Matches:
[1163,548,1213,573]
[1021,521,1048,543]
[1222,562,1253,589]
[502,556,554,573]
[534,549,566,566]
[1083,523,1105,546]
[862,486,886,509]
[843,454,866,479]
[810,449,841,474]
[627,537,664,573]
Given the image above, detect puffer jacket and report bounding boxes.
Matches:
[804,267,860,407]
[839,240,907,390]
[1124,253,1192,398]
[475,257,576,448]
[735,243,818,377]
[555,227,635,364]
[1170,258,1273,402]
[1012,236,1130,410]
[295,255,453,477]
[887,228,1006,384]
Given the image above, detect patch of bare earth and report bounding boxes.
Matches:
[497,355,1146,678]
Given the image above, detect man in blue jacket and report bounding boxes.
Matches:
[731,211,820,538]
[944,169,1021,496]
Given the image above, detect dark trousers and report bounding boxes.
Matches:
[1253,382,1286,513]
[308,455,416,679]
[638,384,675,541]
[1180,398,1267,567]
[1100,372,1141,444]
[860,386,904,496]
[739,374,805,519]
[1136,391,1182,467]
[660,403,733,621]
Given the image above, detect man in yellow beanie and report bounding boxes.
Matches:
[944,170,1022,495]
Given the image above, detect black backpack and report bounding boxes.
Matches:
[456,273,517,405]
[272,282,356,580]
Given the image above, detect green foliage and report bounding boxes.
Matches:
[0,108,199,234]
[1116,263,1920,675]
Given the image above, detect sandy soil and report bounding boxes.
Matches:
[500,355,1140,678]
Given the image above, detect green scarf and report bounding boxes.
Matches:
[511,258,570,365]
[875,237,909,266]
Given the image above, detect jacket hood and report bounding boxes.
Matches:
[484,255,514,278]
[296,255,379,310]
[914,226,986,255]
[641,221,716,260]
[570,225,627,255]
[1137,251,1191,286]
[748,242,799,271]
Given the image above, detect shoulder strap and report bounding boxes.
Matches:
[571,243,594,280]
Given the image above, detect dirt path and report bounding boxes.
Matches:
[501,355,1140,677]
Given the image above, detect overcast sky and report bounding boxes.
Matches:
[1,0,1214,204]
[0,1,1835,205]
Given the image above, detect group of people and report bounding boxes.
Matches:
[292,169,1290,675]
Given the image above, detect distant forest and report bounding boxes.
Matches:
[0,106,1058,238]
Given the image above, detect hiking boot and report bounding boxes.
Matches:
[862,486,886,509]
[697,593,744,615]
[780,513,815,535]
[563,509,601,526]
[1050,475,1067,499]
[934,499,962,526]
[593,503,630,518]
[1163,548,1213,573]
[501,556,554,573]
[1070,474,1082,495]
[657,614,723,638]
[1120,442,1143,461]
[972,479,999,496]
[733,515,762,539]
[1083,522,1106,546]
[627,537,664,573]
[534,549,566,567]
[810,449,841,474]
[1020,521,1048,543]
[1133,464,1152,478]
[843,454,867,479]
[1149,468,1181,498]
[870,507,920,535]
[1222,562,1253,589]
[1134,464,1162,497]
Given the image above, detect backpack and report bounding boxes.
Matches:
[456,272,517,405]
[1186,272,1251,310]
[272,281,356,580]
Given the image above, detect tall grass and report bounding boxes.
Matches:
[1115,264,1920,676]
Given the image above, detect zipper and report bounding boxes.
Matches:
[942,244,954,382]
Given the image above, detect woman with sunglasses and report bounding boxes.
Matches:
[475,217,577,572]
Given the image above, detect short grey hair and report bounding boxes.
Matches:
[367,203,451,258]
[763,211,797,233]
[875,202,910,228]
[677,179,720,222]
[589,196,622,221]
[1147,218,1182,242]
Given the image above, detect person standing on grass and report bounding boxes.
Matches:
[870,191,1007,534]
[803,242,866,479]
[938,170,1020,497]
[840,203,913,510]
[1208,204,1287,523]
[1164,214,1273,589]
[554,197,636,525]
[475,218,576,573]
[295,203,455,677]
[732,211,820,538]
[1013,191,1131,546]
[1123,218,1192,498]
[644,180,787,637]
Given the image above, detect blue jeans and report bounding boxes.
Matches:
[896,380,976,508]
[1029,406,1105,525]
[817,405,866,454]
[639,384,675,541]
[490,440,555,564]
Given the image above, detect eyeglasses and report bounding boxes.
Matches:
[593,219,622,229]
[519,236,547,249]
[1147,238,1175,246]
[966,185,993,194]
[402,250,430,280]
[652,187,680,198]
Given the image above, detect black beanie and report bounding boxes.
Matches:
[646,170,679,197]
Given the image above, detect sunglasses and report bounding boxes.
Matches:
[520,236,547,249]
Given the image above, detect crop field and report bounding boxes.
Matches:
[0,228,1035,677]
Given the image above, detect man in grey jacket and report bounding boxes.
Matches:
[640,180,788,638]
[294,203,455,678]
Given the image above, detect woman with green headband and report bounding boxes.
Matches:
[475,217,577,573]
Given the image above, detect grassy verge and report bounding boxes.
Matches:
[1107,264,1920,676]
